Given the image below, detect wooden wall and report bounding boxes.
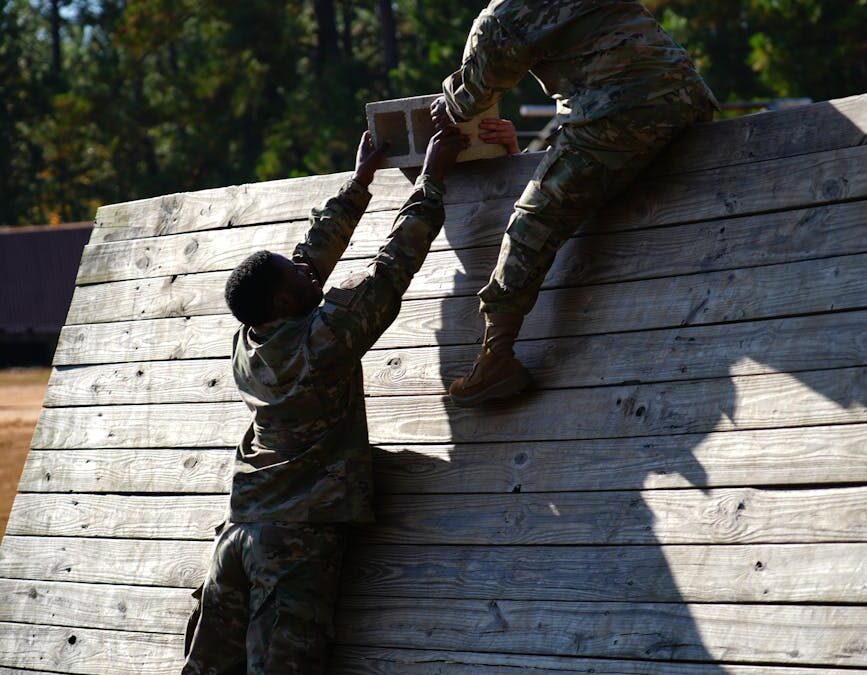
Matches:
[1,94,866,673]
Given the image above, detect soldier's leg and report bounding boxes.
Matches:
[483,89,713,317]
[450,88,714,407]
[245,523,347,675]
[447,143,605,407]
[182,522,249,674]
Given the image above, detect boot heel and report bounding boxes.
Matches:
[449,362,532,408]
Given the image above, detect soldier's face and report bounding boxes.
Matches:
[272,257,323,318]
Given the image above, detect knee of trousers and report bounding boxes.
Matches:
[479,211,561,316]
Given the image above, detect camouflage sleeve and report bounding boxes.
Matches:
[291,177,371,284]
[442,10,536,122]
[316,175,446,360]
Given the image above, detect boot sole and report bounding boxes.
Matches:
[449,368,533,408]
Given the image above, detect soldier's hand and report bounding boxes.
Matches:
[430,96,451,131]
[353,131,388,187]
[421,126,470,185]
[479,118,519,155]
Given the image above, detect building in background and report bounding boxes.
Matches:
[0,223,92,366]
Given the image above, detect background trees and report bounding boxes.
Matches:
[1,0,865,226]
[648,0,867,102]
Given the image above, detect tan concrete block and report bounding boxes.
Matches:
[366,94,508,169]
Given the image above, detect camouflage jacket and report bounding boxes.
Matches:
[443,0,718,125]
[229,175,446,524]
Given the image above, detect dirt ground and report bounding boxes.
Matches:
[0,368,50,538]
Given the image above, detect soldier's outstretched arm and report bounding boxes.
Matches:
[436,8,537,124]
[291,132,387,285]
[319,128,469,360]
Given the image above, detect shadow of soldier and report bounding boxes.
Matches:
[332,235,728,668]
[333,410,731,668]
[333,96,867,668]
[352,221,867,669]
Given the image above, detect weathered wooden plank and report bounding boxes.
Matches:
[44,310,867,404]
[371,424,867,494]
[366,309,867,396]
[0,618,859,675]
[53,314,238,366]
[82,217,306,285]
[553,198,867,285]
[2,535,862,604]
[67,269,231,324]
[340,543,867,603]
[0,621,183,674]
[603,143,867,230]
[0,579,193,633]
[90,153,535,243]
[17,424,867,494]
[19,448,233,493]
[0,650,861,675]
[6,487,864,544]
[78,199,514,285]
[46,360,237,406]
[366,368,863,444]
[76,190,867,289]
[81,216,312,285]
[365,367,867,445]
[31,402,249,449]
[337,599,867,667]
[332,646,867,675]
[90,171,359,238]
[32,365,867,448]
[66,202,867,325]
[6,493,225,539]
[651,93,867,175]
[363,487,867,545]
[0,536,210,587]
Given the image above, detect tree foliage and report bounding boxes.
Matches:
[648,0,867,101]
[1,0,865,225]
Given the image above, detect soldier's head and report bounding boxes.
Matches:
[224,250,323,326]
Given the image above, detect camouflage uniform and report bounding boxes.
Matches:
[442,0,719,316]
[183,174,447,674]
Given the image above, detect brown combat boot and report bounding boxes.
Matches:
[448,313,532,407]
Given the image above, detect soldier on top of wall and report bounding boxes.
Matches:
[432,0,719,407]
[182,126,469,674]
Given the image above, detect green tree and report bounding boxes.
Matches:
[2,0,866,226]
[649,0,867,102]
[0,0,52,224]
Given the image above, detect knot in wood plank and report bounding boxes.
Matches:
[702,491,753,542]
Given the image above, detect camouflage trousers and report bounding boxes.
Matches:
[479,86,716,316]
[182,521,346,675]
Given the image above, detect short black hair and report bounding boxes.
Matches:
[224,250,282,325]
